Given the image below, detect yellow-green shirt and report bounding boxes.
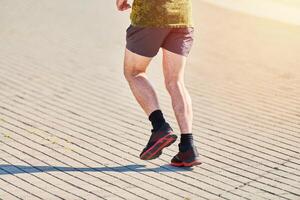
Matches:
[130,0,193,28]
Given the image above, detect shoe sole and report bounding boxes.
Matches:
[140,133,177,160]
[170,160,202,167]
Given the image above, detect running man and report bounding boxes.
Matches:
[116,0,201,167]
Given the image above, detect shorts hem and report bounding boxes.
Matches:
[125,45,157,58]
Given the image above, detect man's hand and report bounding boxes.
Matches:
[116,0,131,11]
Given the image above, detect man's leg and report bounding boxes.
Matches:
[162,49,192,134]
[162,48,201,167]
[123,48,177,160]
[123,48,159,116]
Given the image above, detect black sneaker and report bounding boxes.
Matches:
[140,122,177,160]
[171,144,202,167]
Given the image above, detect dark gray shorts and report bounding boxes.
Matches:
[126,25,194,58]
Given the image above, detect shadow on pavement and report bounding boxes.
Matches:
[0,164,194,175]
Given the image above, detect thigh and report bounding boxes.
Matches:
[162,48,187,83]
[162,27,194,57]
[124,48,152,74]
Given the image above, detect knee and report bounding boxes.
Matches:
[165,79,183,93]
[165,79,192,105]
[123,65,145,82]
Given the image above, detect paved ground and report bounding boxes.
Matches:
[203,0,300,26]
[0,0,299,199]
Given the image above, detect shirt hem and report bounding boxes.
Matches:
[130,22,194,28]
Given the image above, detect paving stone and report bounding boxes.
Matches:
[0,0,299,200]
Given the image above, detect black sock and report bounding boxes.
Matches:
[148,109,166,132]
[179,133,194,152]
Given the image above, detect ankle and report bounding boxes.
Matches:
[149,109,166,131]
[179,133,194,152]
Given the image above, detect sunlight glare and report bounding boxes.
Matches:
[202,0,300,25]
